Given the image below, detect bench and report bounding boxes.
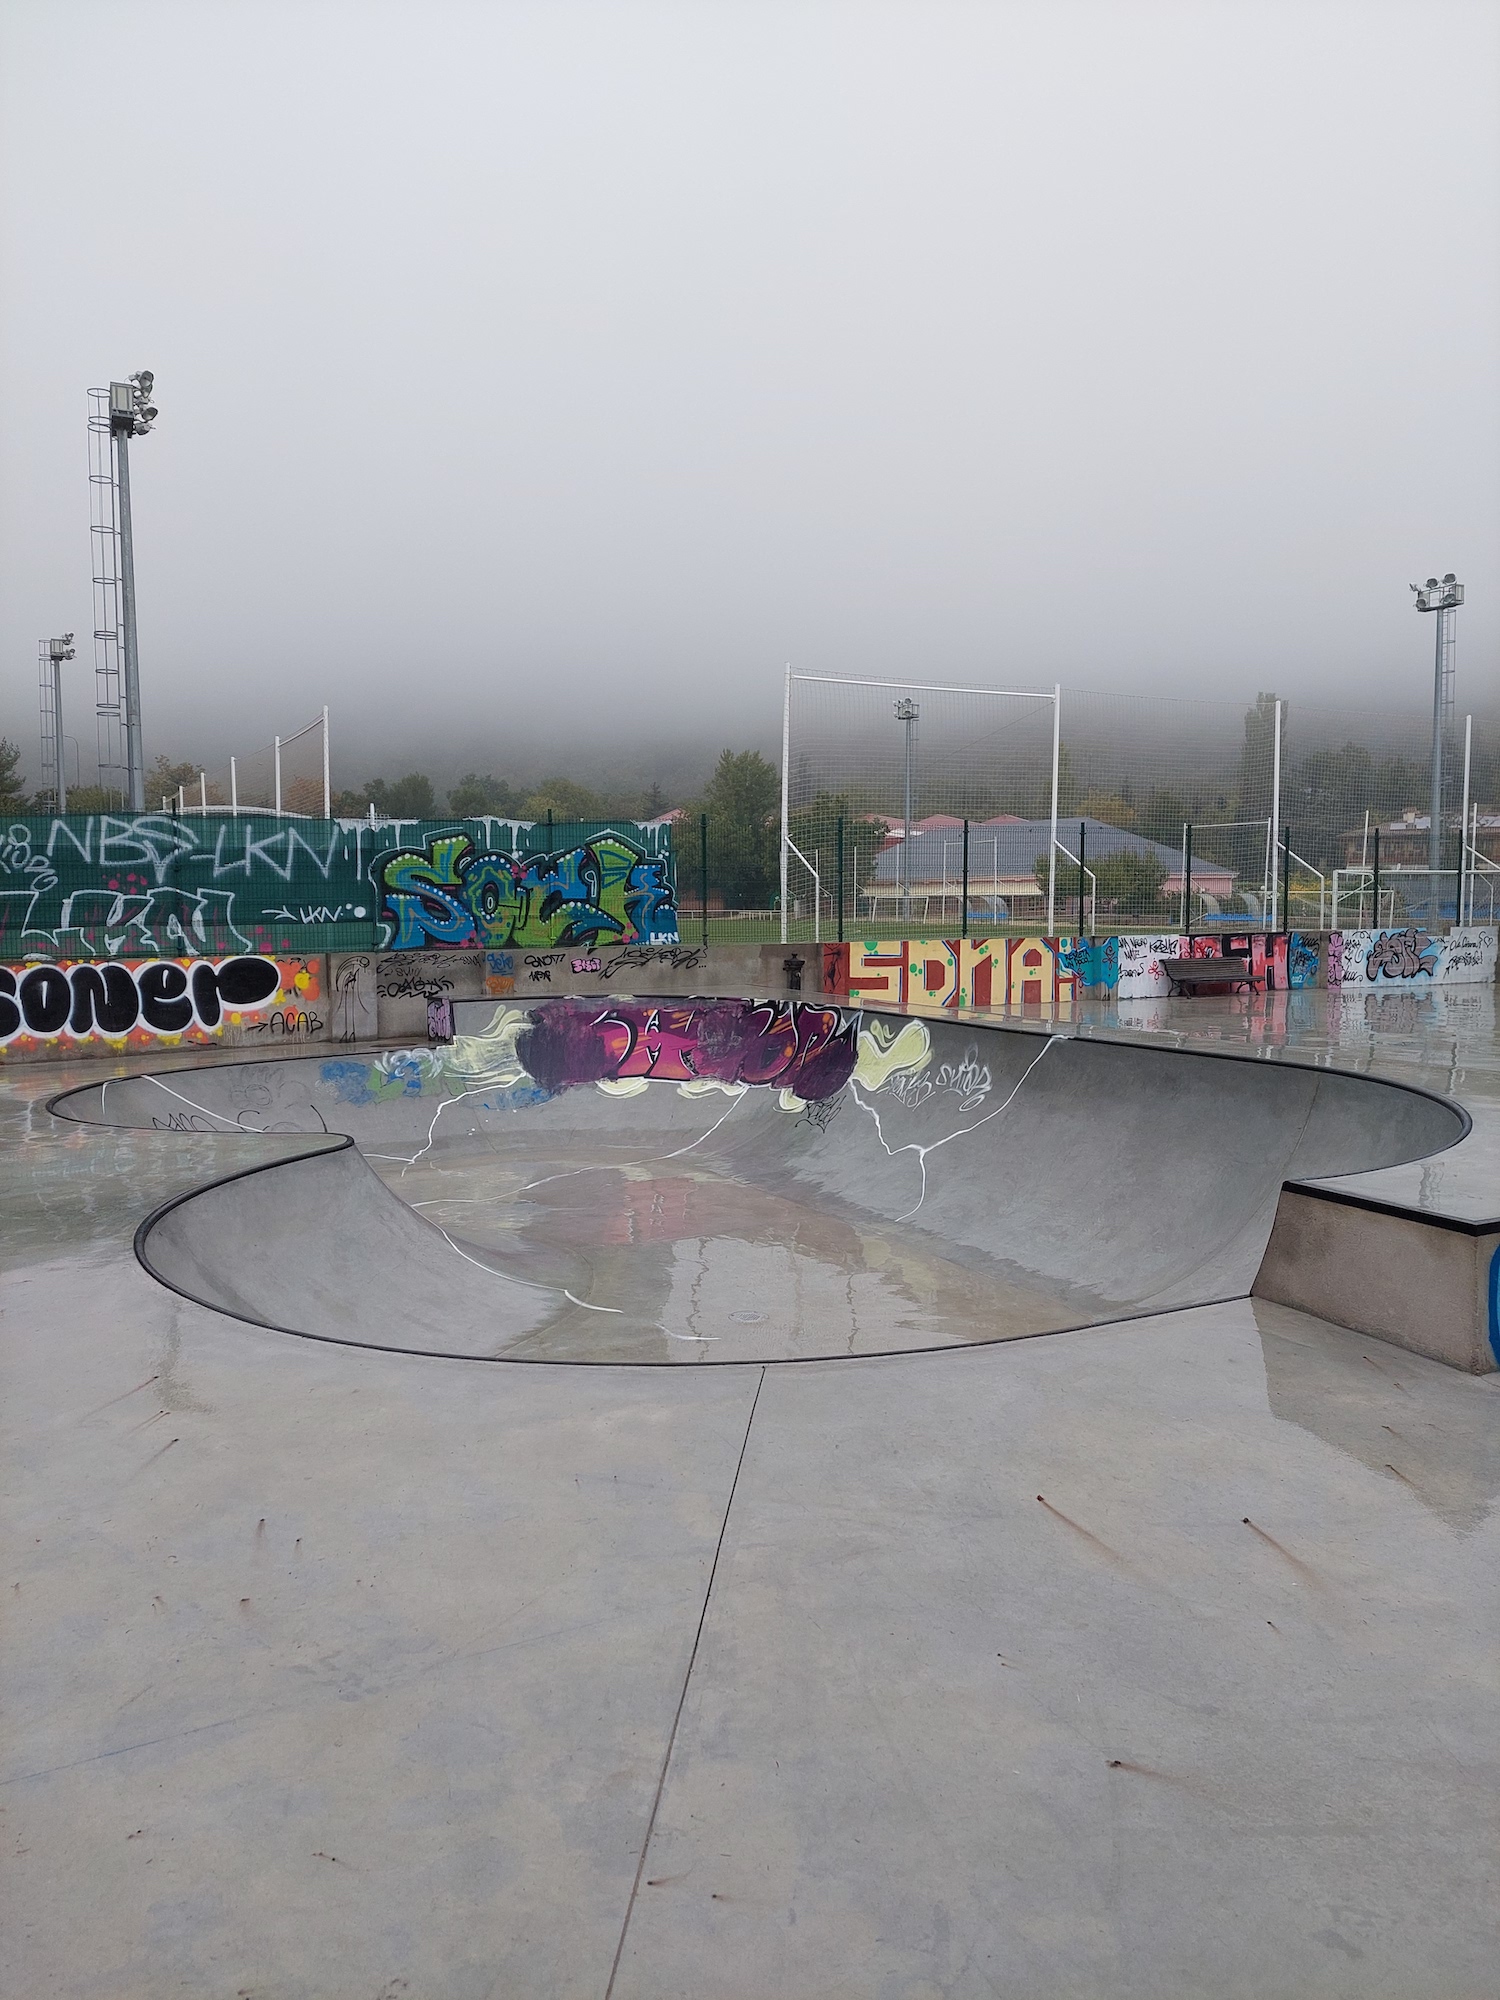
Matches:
[1160,955,1253,995]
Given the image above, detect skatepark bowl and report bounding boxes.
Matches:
[51,994,1467,1365]
[11,987,1500,1998]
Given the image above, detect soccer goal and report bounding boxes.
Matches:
[778,669,1061,942]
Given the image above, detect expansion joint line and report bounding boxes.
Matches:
[604,1365,766,1999]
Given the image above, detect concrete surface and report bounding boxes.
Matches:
[52,1007,1464,1364]
[4,1011,1498,1998]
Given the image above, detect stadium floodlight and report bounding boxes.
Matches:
[1412,572,1464,880]
[43,634,76,812]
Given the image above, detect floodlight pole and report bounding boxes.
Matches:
[46,635,75,812]
[322,705,331,818]
[1413,574,1463,880]
[107,374,157,812]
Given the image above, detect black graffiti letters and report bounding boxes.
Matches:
[0,956,282,1044]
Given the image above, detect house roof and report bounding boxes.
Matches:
[870,817,1236,886]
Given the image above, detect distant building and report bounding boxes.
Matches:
[1340,809,1500,868]
[866,817,1235,926]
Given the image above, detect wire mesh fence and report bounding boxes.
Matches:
[776,677,1500,940]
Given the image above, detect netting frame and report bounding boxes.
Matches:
[779,669,1061,941]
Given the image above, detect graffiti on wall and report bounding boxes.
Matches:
[514,998,858,1099]
[0,813,675,961]
[1330,926,1496,988]
[835,938,1081,1013]
[826,933,1328,1004]
[0,955,320,1054]
[375,833,678,951]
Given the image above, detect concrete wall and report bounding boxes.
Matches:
[1255,1189,1500,1374]
[0,955,329,1064]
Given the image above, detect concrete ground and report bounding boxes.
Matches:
[3,998,1498,1998]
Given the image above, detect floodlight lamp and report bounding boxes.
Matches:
[1427,577,1439,587]
[1443,572,1455,583]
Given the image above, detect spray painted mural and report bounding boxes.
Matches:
[826,934,1329,1006]
[516,998,857,1097]
[0,814,675,962]
[1329,926,1497,988]
[0,955,322,1055]
[374,832,677,951]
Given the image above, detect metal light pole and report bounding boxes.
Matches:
[895,698,919,927]
[108,372,158,810]
[1412,573,1463,884]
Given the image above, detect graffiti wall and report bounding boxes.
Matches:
[0,814,675,963]
[0,955,322,1056]
[1329,926,1497,988]
[826,933,1338,1005]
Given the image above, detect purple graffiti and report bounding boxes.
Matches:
[517,998,860,1101]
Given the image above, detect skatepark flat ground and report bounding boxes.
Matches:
[3,991,1498,1997]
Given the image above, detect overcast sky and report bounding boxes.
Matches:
[1,0,1496,787]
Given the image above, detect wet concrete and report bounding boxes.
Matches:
[3,1022,1497,1996]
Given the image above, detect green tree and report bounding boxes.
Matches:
[1237,693,1282,819]
[681,748,780,909]
[1134,788,1191,847]
[521,776,605,824]
[788,791,889,920]
[1079,790,1136,829]
[363,773,436,818]
[1034,844,1166,916]
[145,755,203,807]
[449,771,523,817]
[0,738,27,812]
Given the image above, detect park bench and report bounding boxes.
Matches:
[1161,955,1253,995]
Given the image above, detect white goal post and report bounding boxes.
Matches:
[779,668,1062,940]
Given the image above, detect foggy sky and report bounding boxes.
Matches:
[1,0,1496,792]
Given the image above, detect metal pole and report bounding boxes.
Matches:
[1183,823,1192,938]
[200,771,207,815]
[322,704,331,819]
[961,818,969,940]
[1458,713,1472,927]
[901,713,914,927]
[1269,698,1282,931]
[53,656,67,814]
[1179,822,1188,931]
[1281,824,1290,936]
[1047,684,1061,934]
[1372,824,1381,927]
[115,430,145,810]
[274,736,282,816]
[836,815,846,944]
[1429,608,1445,879]
[1078,820,1087,936]
[779,665,791,943]
[700,812,709,948]
[230,755,238,817]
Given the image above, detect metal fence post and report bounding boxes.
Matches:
[836,815,846,944]
[1372,824,1381,926]
[1281,824,1290,936]
[961,818,969,940]
[1183,823,1192,938]
[1078,820,1086,937]
[700,812,709,949]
